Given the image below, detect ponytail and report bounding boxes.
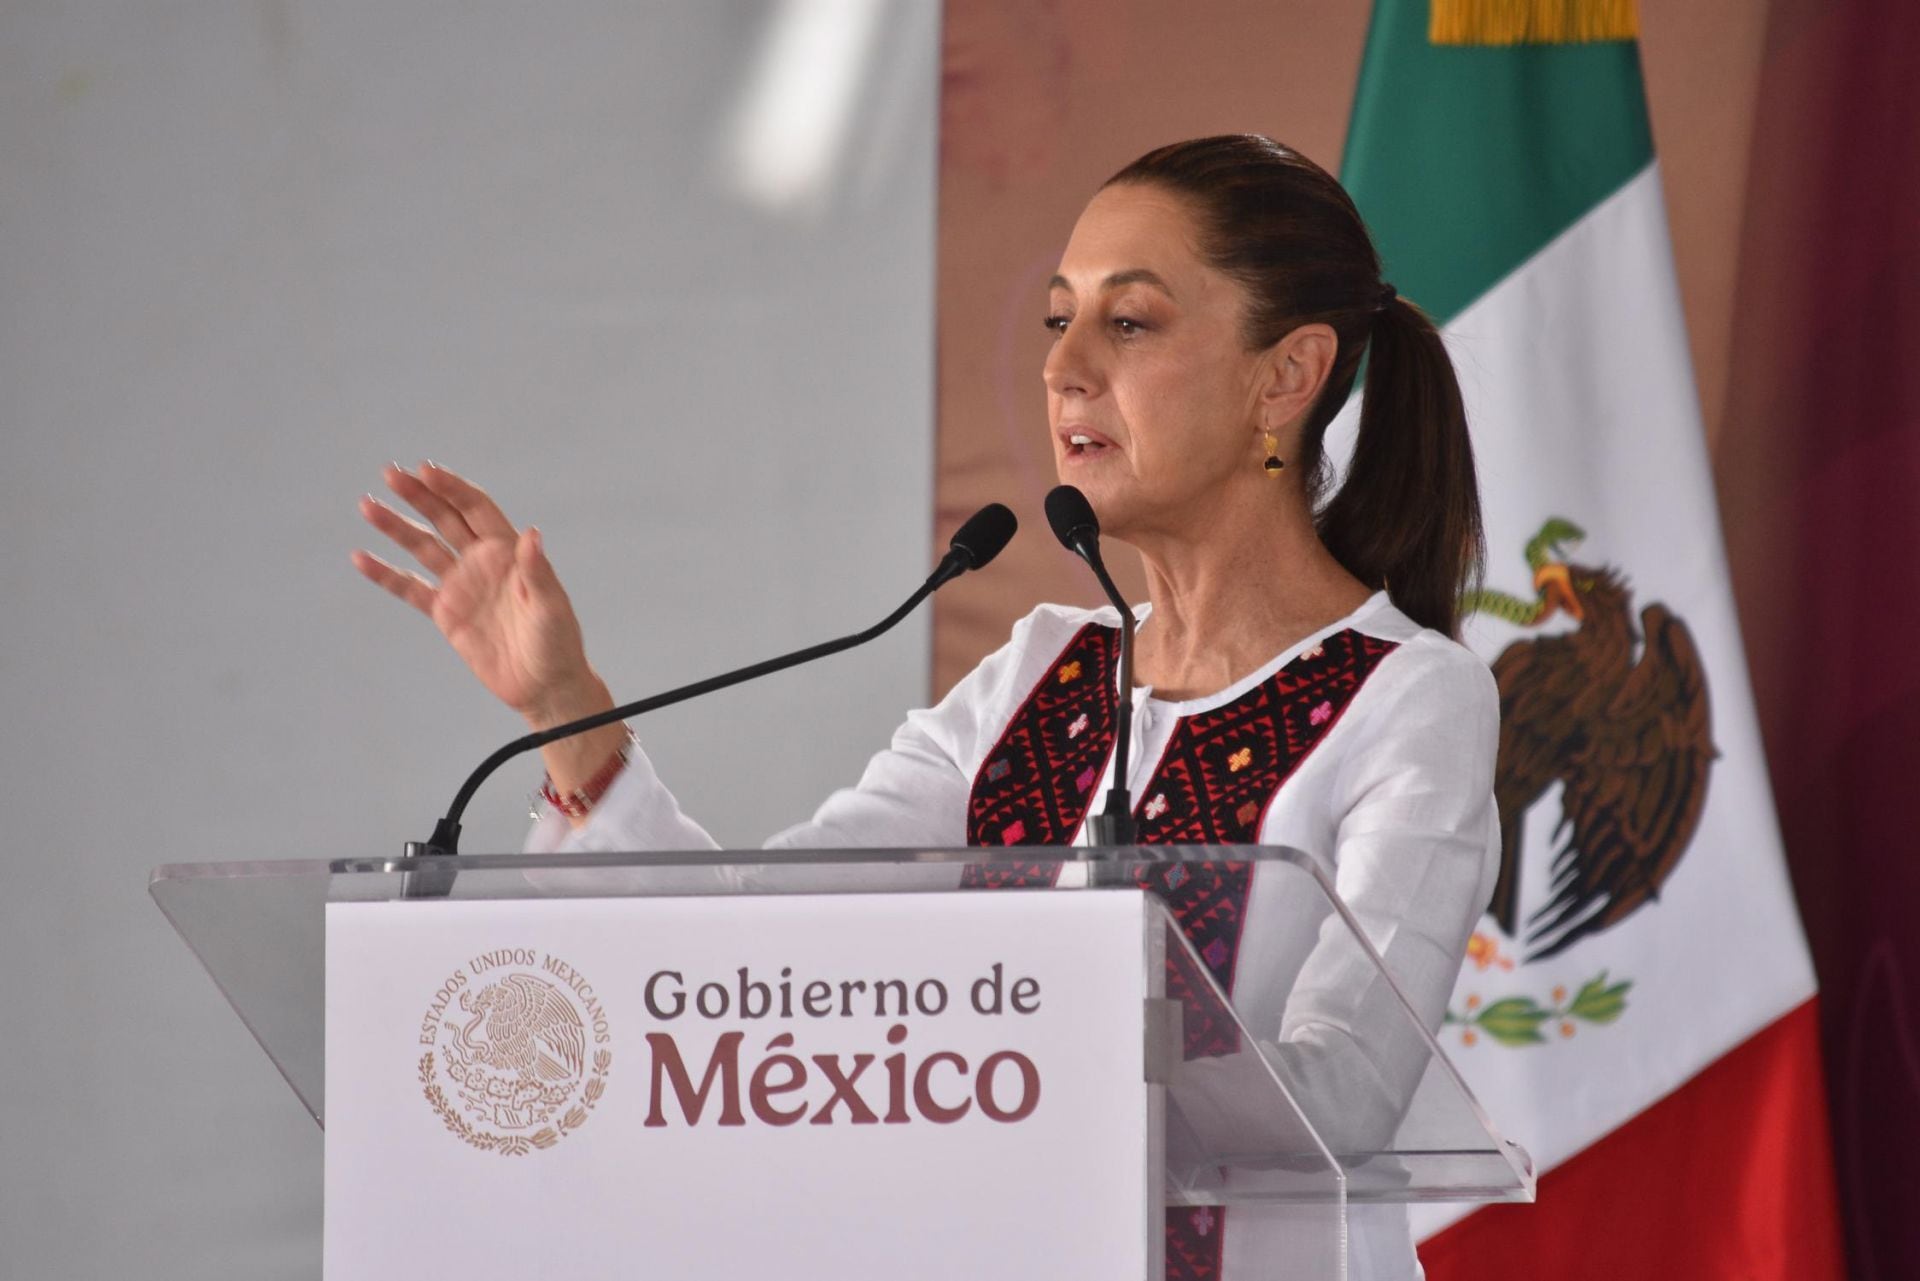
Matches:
[1317,295,1484,638]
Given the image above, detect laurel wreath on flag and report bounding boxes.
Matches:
[420,1047,613,1156]
[1445,972,1632,1047]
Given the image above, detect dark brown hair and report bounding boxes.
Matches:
[1105,134,1484,638]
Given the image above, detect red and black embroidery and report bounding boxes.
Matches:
[961,623,1399,1279]
[1140,861,1257,1059]
[1166,1207,1226,1281]
[964,624,1119,851]
[1133,628,1401,1060]
[958,860,1061,890]
[1135,628,1404,847]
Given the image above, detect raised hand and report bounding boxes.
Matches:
[352,462,607,732]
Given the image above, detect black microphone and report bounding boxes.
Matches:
[405,503,1018,866]
[1043,485,1137,847]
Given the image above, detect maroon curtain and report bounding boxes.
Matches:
[1715,1,1920,1277]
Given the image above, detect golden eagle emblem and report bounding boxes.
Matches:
[448,973,587,1129]
[1465,518,1718,961]
[420,957,613,1156]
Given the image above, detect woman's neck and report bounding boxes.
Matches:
[1124,498,1373,701]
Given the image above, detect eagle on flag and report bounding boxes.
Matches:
[1466,519,1719,960]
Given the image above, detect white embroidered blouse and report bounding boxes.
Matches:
[529,589,1501,1281]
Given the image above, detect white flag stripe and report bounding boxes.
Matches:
[1401,163,1816,1239]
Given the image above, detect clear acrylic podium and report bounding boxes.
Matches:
[151,845,1533,1279]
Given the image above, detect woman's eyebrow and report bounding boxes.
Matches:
[1047,268,1177,299]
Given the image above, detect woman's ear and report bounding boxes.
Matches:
[1258,323,1339,436]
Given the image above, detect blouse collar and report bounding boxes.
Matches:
[1119,590,1394,715]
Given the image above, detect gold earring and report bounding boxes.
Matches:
[1263,432,1285,475]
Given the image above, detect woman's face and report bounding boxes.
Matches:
[1043,183,1272,540]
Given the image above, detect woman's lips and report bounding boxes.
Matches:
[1059,426,1118,458]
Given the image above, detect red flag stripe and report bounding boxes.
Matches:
[1419,998,1846,1280]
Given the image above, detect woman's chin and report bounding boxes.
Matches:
[1054,452,1127,498]
[1077,483,1146,534]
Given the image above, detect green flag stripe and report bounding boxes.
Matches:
[1340,0,1654,327]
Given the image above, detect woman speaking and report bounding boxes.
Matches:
[355,134,1500,1281]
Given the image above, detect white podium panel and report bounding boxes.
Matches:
[325,891,1154,1280]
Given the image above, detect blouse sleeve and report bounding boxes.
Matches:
[1264,637,1501,1148]
[525,609,1050,856]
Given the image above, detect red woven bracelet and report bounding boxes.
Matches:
[539,731,635,820]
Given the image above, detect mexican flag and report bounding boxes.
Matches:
[1338,2,1848,1275]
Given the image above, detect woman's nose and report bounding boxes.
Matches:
[1042,319,1098,398]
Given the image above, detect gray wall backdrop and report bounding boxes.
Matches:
[0,3,939,1275]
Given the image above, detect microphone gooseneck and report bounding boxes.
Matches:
[1043,485,1137,847]
[407,503,1019,863]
